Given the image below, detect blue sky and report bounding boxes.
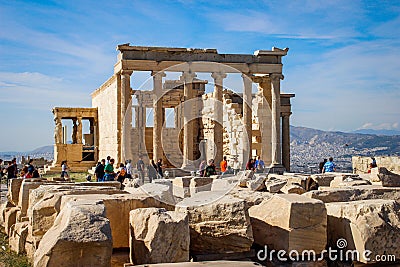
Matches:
[0,0,399,151]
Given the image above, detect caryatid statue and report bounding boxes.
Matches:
[54,117,63,144]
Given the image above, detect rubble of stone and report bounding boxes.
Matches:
[1,169,400,266]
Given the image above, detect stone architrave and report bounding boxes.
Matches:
[249,194,327,253]
[129,208,189,264]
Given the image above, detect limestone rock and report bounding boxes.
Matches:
[189,177,213,195]
[378,167,400,187]
[265,178,287,193]
[125,183,175,206]
[310,173,336,187]
[303,185,400,203]
[330,176,371,188]
[34,199,112,267]
[129,208,189,264]
[247,175,266,191]
[237,170,254,187]
[211,176,238,192]
[173,176,193,198]
[60,192,174,249]
[249,194,327,254]
[176,193,253,254]
[4,206,19,235]
[326,199,400,264]
[9,221,29,254]
[28,185,121,244]
[228,187,273,209]
[8,178,24,206]
[280,183,306,194]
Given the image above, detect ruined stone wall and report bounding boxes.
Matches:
[202,92,245,167]
[92,74,120,161]
[353,156,400,174]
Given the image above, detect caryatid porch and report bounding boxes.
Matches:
[92,44,294,172]
[50,107,98,172]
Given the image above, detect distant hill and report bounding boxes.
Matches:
[352,129,400,136]
[290,126,400,172]
[29,145,53,154]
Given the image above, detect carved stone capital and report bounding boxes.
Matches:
[121,70,133,76]
[270,73,284,82]
[281,112,292,117]
[151,71,166,80]
[211,72,227,83]
[180,71,197,83]
[251,75,270,84]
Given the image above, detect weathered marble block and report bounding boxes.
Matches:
[249,194,327,253]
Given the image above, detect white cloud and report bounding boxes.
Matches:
[0,72,90,110]
[358,122,400,130]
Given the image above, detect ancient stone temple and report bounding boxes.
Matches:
[51,44,294,172]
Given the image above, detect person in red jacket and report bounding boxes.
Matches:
[220,156,228,174]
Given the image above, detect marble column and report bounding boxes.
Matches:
[252,75,272,165]
[181,71,196,170]
[211,72,227,166]
[282,112,291,172]
[152,71,166,162]
[120,70,133,162]
[242,74,253,168]
[270,73,284,167]
[77,116,82,144]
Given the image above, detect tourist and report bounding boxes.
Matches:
[116,163,128,185]
[32,169,40,178]
[371,157,377,168]
[319,159,327,173]
[255,156,265,173]
[94,159,105,182]
[203,159,216,177]
[322,157,336,173]
[126,159,132,176]
[156,158,163,178]
[233,157,240,175]
[199,160,206,177]
[6,158,18,187]
[137,157,145,183]
[103,158,115,181]
[245,159,254,171]
[27,159,35,174]
[220,156,228,174]
[106,155,111,165]
[148,159,158,183]
[61,160,69,179]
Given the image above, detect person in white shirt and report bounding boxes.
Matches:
[233,158,241,175]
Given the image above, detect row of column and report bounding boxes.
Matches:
[54,117,98,146]
[119,70,291,171]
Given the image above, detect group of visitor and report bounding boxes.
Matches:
[245,156,265,173]
[93,156,165,184]
[198,155,266,177]
[0,158,40,188]
[318,157,337,173]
